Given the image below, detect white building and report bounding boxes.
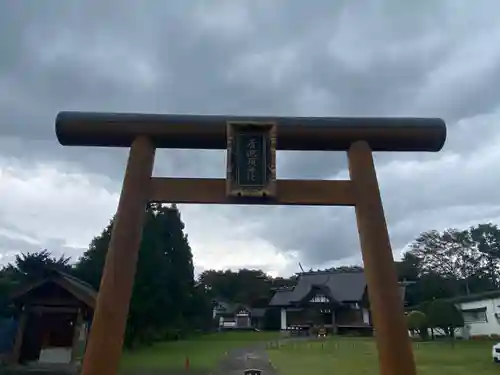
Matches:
[408,291,500,339]
[453,291,500,339]
[211,300,266,329]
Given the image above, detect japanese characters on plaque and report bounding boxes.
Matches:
[226,121,276,198]
[236,133,265,186]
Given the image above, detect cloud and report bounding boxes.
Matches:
[0,159,117,260]
[1,0,500,276]
[0,157,295,276]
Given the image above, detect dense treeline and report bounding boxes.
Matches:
[0,206,499,348]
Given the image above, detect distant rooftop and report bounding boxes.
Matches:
[269,269,406,307]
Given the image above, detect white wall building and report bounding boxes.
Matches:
[408,291,500,339]
[211,300,266,329]
[454,291,500,339]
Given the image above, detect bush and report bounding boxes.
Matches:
[407,310,429,340]
[424,300,464,338]
[407,310,427,330]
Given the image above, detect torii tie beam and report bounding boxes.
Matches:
[56,112,446,375]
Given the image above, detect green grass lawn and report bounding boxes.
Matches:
[268,338,498,375]
[120,332,499,374]
[120,331,281,372]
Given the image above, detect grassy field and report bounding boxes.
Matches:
[120,332,499,374]
[120,331,280,372]
[268,338,498,375]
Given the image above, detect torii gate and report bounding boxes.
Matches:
[56,112,446,375]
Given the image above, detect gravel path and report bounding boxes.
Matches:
[213,345,278,375]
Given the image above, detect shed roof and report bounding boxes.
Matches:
[10,269,97,308]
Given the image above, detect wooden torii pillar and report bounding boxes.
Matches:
[55,112,446,375]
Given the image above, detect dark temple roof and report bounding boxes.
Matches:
[250,308,267,318]
[269,270,406,307]
[268,289,295,306]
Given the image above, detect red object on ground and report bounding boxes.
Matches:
[185,356,190,371]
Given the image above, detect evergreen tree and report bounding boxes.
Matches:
[74,203,207,347]
[74,220,113,289]
[12,249,72,283]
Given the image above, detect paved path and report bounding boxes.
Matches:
[213,345,278,375]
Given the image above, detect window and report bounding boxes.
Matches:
[462,307,487,323]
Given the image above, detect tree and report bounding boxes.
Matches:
[396,252,422,281]
[137,203,196,340]
[75,203,208,348]
[411,229,467,281]
[443,229,482,294]
[413,272,456,303]
[424,299,464,338]
[0,249,73,318]
[406,310,428,340]
[403,223,500,308]
[0,267,18,317]
[11,249,72,283]
[185,283,213,333]
[469,223,500,289]
[408,228,483,295]
[74,220,113,290]
[198,268,273,306]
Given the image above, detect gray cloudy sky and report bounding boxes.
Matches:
[1,0,500,277]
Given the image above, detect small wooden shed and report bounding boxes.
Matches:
[8,269,96,366]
